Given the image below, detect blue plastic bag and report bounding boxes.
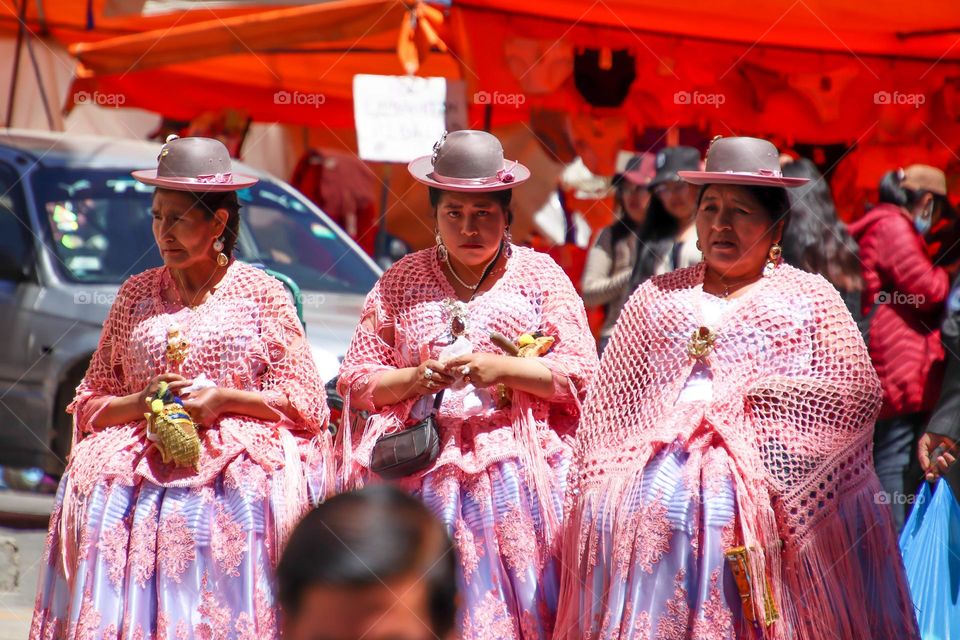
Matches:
[899,478,960,639]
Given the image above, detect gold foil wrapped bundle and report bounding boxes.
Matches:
[144,381,201,470]
[490,331,556,409]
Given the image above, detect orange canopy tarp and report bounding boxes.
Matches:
[446,1,960,145]
[58,0,457,128]
[0,0,280,44]
[69,0,443,76]
[453,1,960,61]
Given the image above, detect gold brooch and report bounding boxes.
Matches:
[687,326,717,362]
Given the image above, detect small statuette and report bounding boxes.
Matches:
[166,324,189,364]
[687,326,717,362]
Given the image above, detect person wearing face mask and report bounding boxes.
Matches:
[581,153,655,352]
[849,164,951,531]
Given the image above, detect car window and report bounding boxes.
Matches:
[0,162,34,280]
[235,185,379,295]
[31,167,378,294]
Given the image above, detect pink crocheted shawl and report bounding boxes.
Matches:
[62,262,330,564]
[337,246,599,531]
[560,262,917,639]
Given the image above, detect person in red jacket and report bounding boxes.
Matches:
[849,164,952,530]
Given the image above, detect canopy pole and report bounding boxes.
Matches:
[5,0,28,128]
[25,36,55,130]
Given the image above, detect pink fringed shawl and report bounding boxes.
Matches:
[61,261,330,578]
[557,262,918,639]
[337,246,599,536]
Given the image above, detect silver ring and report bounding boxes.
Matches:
[460,365,471,376]
[427,380,436,390]
[424,368,434,380]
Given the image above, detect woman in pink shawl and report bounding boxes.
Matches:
[31,137,331,639]
[337,130,598,639]
[555,137,919,639]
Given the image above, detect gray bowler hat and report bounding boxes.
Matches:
[678,136,808,188]
[132,135,258,192]
[408,130,530,192]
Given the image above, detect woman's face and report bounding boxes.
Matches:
[151,189,227,269]
[695,184,783,280]
[620,181,651,224]
[655,180,699,222]
[435,191,508,268]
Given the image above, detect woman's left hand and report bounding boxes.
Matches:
[443,353,514,387]
[181,387,226,427]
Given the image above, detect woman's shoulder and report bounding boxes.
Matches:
[117,267,162,301]
[775,263,849,308]
[643,263,705,296]
[378,248,436,286]
[513,245,562,271]
[227,261,291,301]
[512,246,577,287]
[777,263,836,292]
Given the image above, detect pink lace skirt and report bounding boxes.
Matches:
[30,452,327,640]
[556,441,761,640]
[405,451,570,640]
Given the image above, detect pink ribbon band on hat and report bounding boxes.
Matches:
[196,172,233,184]
[719,169,783,177]
[431,161,517,187]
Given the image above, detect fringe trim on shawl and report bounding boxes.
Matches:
[273,428,309,560]
[58,475,83,591]
[776,477,920,640]
[555,443,654,640]
[512,394,561,544]
[555,448,918,640]
[336,385,410,490]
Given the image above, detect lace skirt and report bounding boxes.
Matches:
[557,440,761,640]
[406,451,570,640]
[30,451,327,640]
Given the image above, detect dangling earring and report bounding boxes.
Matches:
[696,239,704,261]
[213,237,229,267]
[435,231,448,262]
[763,243,782,277]
[503,226,513,258]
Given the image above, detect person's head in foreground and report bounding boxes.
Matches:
[277,485,458,640]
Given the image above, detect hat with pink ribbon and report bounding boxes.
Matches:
[132,135,258,192]
[678,136,808,188]
[408,130,530,192]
